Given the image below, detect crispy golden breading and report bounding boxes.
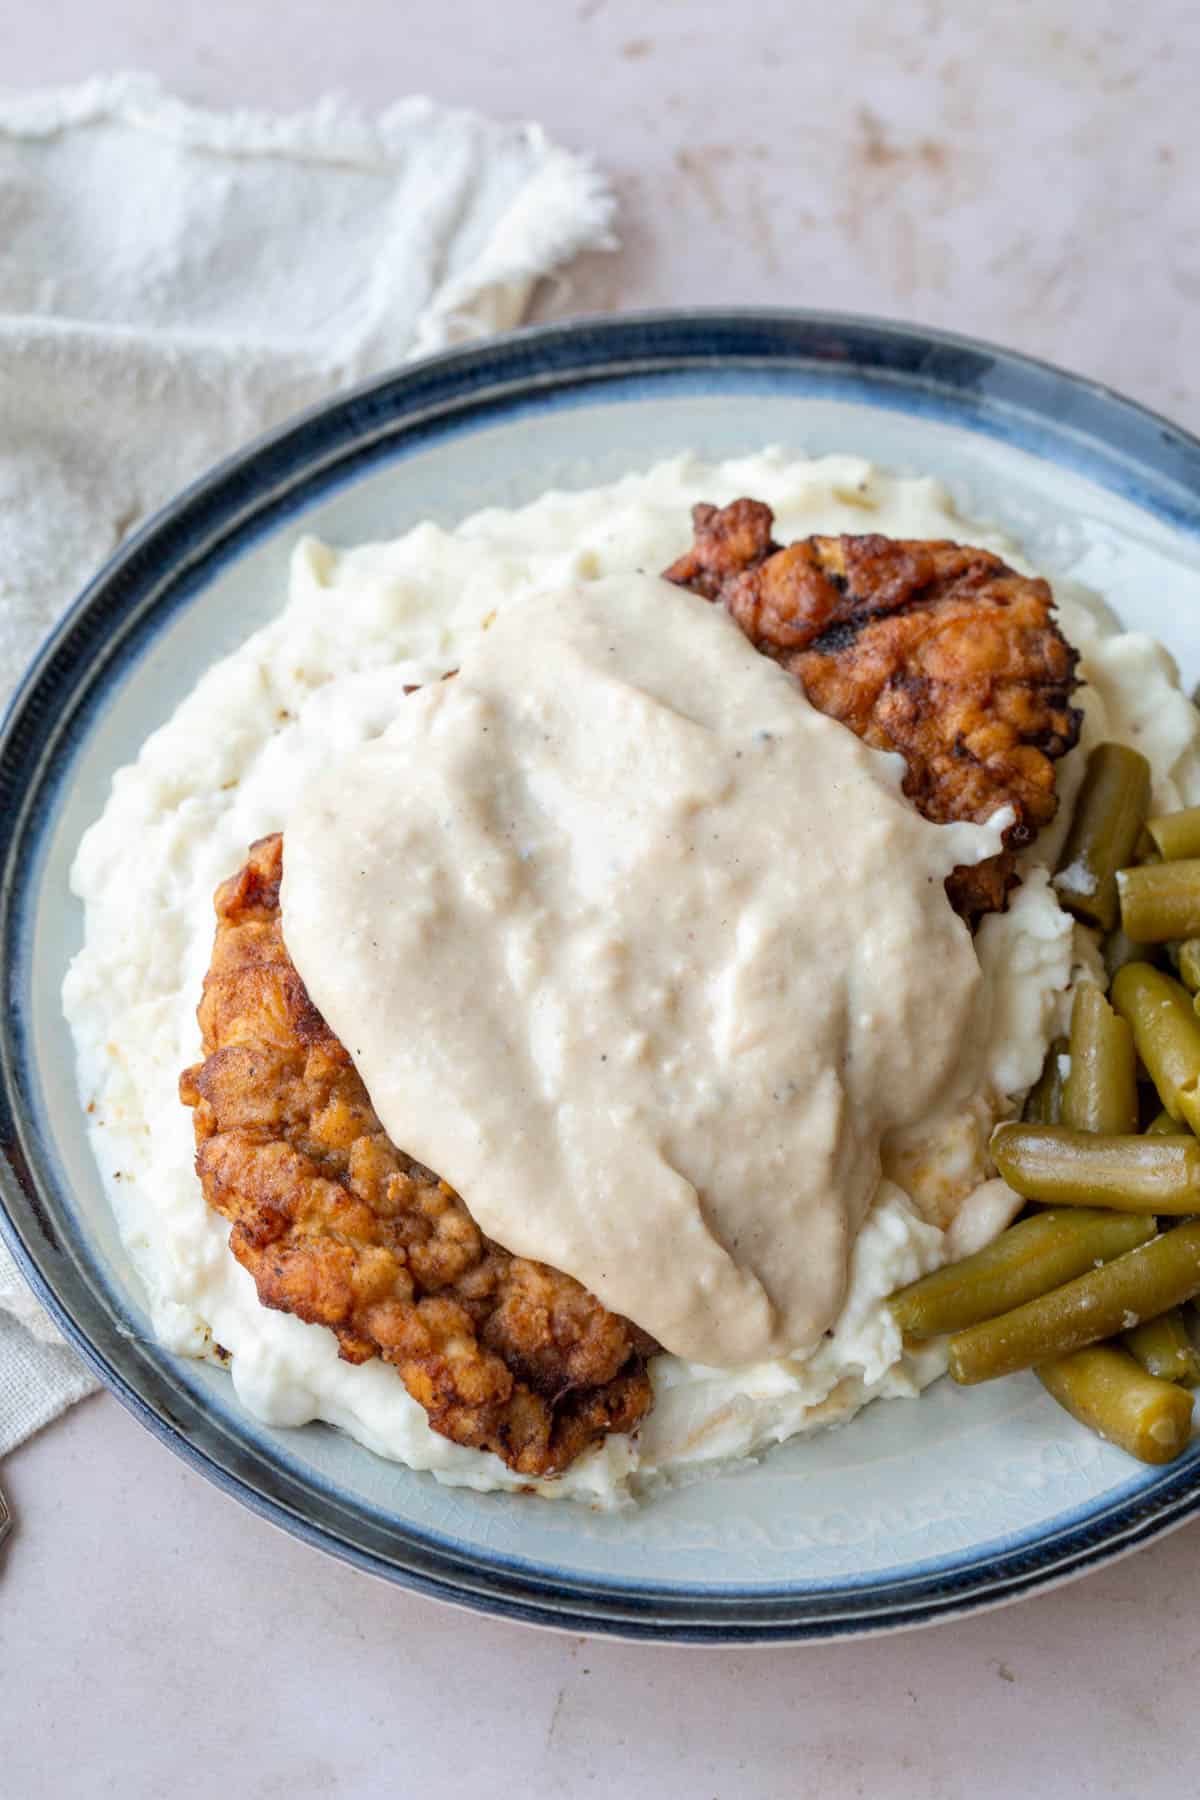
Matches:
[180,835,652,1478]
[664,500,1082,917]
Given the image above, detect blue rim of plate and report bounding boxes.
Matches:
[3,308,1200,1643]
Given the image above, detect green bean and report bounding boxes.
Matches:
[889,1209,1157,1338]
[1111,963,1200,1131]
[1118,860,1200,944]
[1146,1107,1183,1136]
[1148,807,1200,862]
[1061,984,1138,1136]
[1177,939,1200,993]
[1123,1308,1200,1385]
[991,1121,1200,1212]
[1023,1037,1068,1125]
[1037,1347,1195,1465]
[948,1218,1200,1383]
[1054,743,1152,932]
[1104,927,1147,981]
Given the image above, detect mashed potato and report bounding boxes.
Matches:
[62,452,1200,1504]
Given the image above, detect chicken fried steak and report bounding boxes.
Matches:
[180,507,1081,1475]
[180,835,653,1477]
[664,500,1082,918]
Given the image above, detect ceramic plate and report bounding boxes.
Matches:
[4,311,1200,1643]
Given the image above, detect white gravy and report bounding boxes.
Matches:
[281,572,1007,1365]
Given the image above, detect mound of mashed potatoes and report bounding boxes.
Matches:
[62,452,1200,1505]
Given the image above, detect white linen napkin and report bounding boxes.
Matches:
[0,73,616,1454]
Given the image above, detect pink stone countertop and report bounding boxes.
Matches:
[4,3,1200,1794]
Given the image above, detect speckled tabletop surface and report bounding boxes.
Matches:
[4,4,1200,1795]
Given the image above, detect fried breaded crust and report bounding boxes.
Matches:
[180,835,652,1477]
[664,500,1082,918]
